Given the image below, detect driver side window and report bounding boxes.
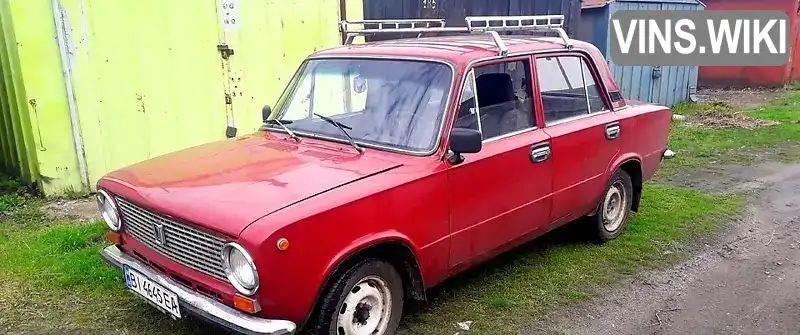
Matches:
[453,60,536,141]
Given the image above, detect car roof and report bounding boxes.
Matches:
[310,34,626,108]
[311,35,598,65]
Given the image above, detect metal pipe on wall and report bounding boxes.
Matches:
[52,0,89,190]
[339,0,348,44]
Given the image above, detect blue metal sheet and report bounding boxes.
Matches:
[581,0,703,106]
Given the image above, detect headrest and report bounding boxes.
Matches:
[475,73,514,107]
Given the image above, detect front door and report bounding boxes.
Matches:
[447,57,553,268]
[534,53,621,223]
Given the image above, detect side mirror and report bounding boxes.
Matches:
[262,105,272,122]
[448,128,482,164]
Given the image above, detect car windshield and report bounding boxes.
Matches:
[270,58,453,153]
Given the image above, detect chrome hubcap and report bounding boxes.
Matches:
[603,180,627,232]
[337,276,392,335]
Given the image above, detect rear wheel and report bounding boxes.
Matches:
[309,259,404,335]
[589,169,633,243]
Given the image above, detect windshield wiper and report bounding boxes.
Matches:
[262,119,300,142]
[313,113,364,153]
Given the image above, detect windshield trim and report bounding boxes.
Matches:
[268,55,457,157]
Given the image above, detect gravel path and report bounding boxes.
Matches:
[524,162,800,335]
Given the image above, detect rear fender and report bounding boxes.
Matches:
[589,153,644,215]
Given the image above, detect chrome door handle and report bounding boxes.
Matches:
[605,122,621,140]
[530,143,551,163]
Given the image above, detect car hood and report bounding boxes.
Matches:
[102,134,402,237]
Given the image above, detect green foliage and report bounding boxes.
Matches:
[0,177,21,191]
[0,194,24,212]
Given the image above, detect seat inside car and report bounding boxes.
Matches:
[476,73,532,138]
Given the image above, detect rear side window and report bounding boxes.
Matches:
[582,61,607,113]
[536,55,608,125]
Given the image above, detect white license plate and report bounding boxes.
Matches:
[124,265,182,318]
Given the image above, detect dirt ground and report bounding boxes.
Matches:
[693,87,785,110]
[524,162,800,335]
[685,110,782,130]
[41,198,100,222]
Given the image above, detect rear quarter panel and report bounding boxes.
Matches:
[239,161,451,323]
[614,102,672,180]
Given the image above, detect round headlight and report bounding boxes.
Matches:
[222,243,259,295]
[96,190,121,232]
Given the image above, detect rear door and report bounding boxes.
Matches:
[447,56,553,268]
[534,52,620,224]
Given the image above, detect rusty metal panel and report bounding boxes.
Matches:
[698,0,798,87]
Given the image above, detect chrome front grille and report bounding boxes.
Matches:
[117,197,228,281]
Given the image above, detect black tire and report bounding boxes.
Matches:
[308,259,404,335]
[588,169,634,244]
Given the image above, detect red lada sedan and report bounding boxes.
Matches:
[97,16,674,335]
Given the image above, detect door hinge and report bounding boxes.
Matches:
[225,93,233,104]
[217,44,235,60]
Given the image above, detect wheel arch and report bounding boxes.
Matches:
[614,156,643,212]
[300,236,426,329]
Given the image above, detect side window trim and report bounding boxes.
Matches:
[454,69,483,134]
[580,58,592,116]
[470,70,483,135]
[580,56,612,113]
[535,52,612,127]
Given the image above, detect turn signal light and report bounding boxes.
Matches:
[234,294,261,314]
[276,238,289,251]
[107,231,122,245]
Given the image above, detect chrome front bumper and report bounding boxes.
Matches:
[100,245,296,335]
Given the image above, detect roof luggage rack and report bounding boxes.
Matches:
[340,15,572,56]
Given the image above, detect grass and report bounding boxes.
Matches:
[660,90,800,176]
[0,174,24,213]
[400,185,741,334]
[2,89,799,334]
[0,194,24,212]
[0,178,21,192]
[0,178,208,334]
[0,182,741,335]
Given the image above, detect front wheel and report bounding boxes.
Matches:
[310,259,404,335]
[589,169,634,243]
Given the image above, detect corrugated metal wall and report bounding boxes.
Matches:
[580,0,703,106]
[0,0,50,185]
[0,0,363,195]
[363,0,581,36]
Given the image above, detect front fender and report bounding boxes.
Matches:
[240,163,449,326]
[321,230,422,281]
